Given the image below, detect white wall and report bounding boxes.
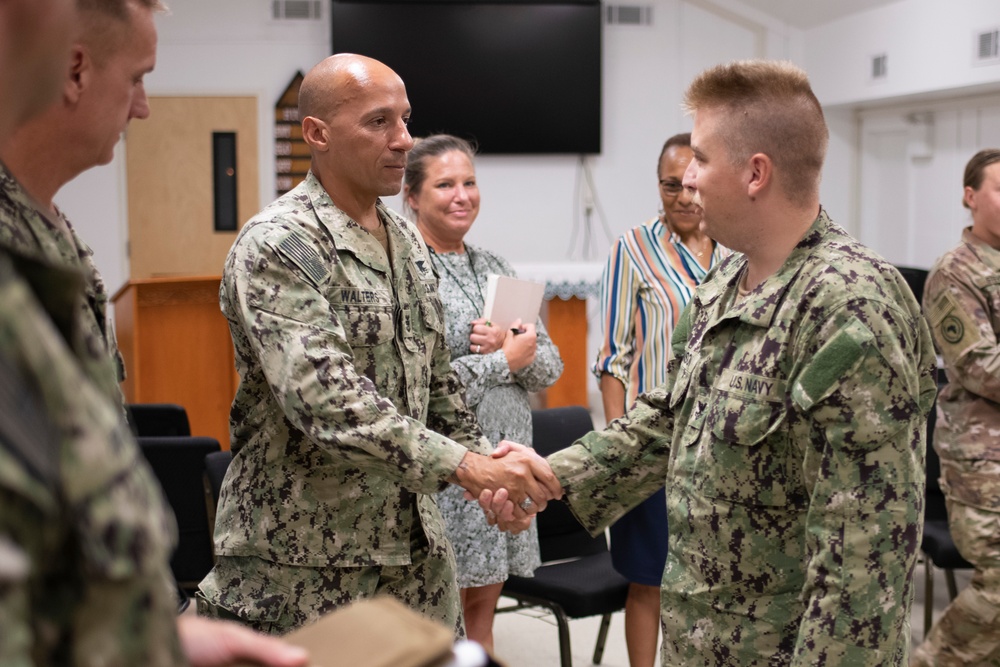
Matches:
[55,0,789,296]
[804,0,1000,108]
[52,0,1000,300]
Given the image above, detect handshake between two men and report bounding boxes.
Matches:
[450,442,561,534]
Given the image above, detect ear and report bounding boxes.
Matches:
[964,185,977,211]
[64,44,87,105]
[746,153,772,198]
[404,185,419,213]
[301,116,329,152]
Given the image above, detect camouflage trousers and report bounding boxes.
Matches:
[196,512,464,638]
[912,497,1000,666]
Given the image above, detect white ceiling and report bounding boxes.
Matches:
[731,0,906,29]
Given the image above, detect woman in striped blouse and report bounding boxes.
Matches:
[593,132,727,667]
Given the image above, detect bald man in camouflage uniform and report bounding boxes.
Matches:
[485,60,936,666]
[914,148,1000,666]
[197,54,559,636]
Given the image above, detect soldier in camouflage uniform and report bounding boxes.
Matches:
[485,60,937,666]
[197,54,560,636]
[0,0,166,407]
[0,2,311,664]
[0,248,187,665]
[0,1,179,662]
[914,148,1000,666]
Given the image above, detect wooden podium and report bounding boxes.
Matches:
[112,276,236,448]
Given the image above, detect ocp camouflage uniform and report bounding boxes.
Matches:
[548,211,936,666]
[914,226,1000,666]
[0,162,125,407]
[197,171,492,635]
[0,248,183,665]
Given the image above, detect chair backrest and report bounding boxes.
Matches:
[894,266,930,307]
[530,406,606,562]
[203,449,233,533]
[138,436,220,587]
[128,403,191,437]
[924,391,949,521]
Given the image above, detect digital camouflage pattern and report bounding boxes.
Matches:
[0,163,125,407]
[548,211,937,666]
[0,249,182,666]
[200,171,491,633]
[915,227,1000,665]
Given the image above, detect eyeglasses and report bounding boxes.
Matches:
[659,180,684,196]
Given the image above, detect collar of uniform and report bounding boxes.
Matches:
[694,209,831,328]
[303,172,391,274]
[961,225,1000,271]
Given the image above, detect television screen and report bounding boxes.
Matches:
[331,0,602,155]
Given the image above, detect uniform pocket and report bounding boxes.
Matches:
[688,389,789,507]
[200,568,291,634]
[334,303,394,348]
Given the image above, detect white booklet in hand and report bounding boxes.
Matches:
[482,274,546,331]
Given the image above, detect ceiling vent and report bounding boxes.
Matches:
[273,0,321,20]
[977,28,999,62]
[606,5,652,26]
[871,53,888,80]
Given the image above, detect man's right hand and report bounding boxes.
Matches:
[451,440,563,517]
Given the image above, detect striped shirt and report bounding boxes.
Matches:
[593,216,728,408]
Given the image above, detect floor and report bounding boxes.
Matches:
[489,562,974,667]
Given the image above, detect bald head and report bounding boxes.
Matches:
[298,53,404,123]
[298,53,413,214]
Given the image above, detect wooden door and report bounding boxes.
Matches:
[125,96,259,279]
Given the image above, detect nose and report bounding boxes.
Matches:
[130,83,150,120]
[676,183,695,206]
[392,120,414,151]
[682,159,698,193]
[454,184,470,202]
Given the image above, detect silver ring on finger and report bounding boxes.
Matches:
[475,344,481,354]
[520,497,534,511]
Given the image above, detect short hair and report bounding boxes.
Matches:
[78,0,165,19]
[962,149,1000,209]
[684,60,828,206]
[657,132,691,174]
[404,134,477,196]
[78,0,165,64]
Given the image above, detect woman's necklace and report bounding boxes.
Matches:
[428,244,484,312]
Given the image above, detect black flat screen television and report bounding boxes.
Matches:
[331,0,602,155]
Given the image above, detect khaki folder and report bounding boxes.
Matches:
[234,596,455,667]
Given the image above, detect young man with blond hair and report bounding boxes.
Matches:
[487,60,936,666]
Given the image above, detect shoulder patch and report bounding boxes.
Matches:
[276,232,329,286]
[927,288,982,351]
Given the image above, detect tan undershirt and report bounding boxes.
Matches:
[369,216,389,255]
